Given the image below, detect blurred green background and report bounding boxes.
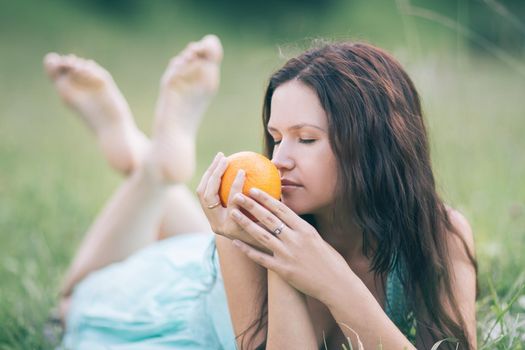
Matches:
[0,0,524,348]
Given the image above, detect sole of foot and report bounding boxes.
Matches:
[44,53,148,174]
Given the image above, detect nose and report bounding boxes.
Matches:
[271,142,295,171]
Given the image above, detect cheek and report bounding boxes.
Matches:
[304,149,338,199]
[315,159,338,198]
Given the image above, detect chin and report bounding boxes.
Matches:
[281,198,318,215]
[281,198,301,213]
[284,199,334,221]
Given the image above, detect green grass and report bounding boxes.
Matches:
[0,0,524,349]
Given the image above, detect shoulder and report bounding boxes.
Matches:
[440,206,478,347]
[444,205,476,263]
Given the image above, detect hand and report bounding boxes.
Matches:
[229,188,355,304]
[196,152,270,252]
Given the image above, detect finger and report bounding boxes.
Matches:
[232,193,290,239]
[227,169,246,205]
[196,152,223,195]
[248,188,303,230]
[203,156,229,205]
[230,208,285,253]
[232,239,279,271]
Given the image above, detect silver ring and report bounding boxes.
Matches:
[206,201,221,209]
[273,222,285,236]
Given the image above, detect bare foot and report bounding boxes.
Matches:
[43,53,149,174]
[150,34,223,183]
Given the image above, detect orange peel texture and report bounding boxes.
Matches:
[219,151,282,208]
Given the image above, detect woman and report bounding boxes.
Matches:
[46,35,476,349]
[198,42,477,349]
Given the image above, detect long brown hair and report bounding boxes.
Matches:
[238,41,477,350]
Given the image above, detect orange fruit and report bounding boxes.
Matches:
[219,151,281,207]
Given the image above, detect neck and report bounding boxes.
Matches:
[314,210,364,261]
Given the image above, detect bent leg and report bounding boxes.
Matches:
[150,34,223,183]
[45,35,223,244]
[152,34,223,237]
[59,34,224,305]
[60,164,170,299]
[157,185,211,240]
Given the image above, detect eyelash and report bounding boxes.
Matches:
[273,139,316,145]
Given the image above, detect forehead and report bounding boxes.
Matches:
[269,79,328,130]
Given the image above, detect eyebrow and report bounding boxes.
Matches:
[267,123,326,133]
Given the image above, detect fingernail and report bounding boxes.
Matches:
[232,240,241,247]
[250,188,260,196]
[232,210,241,218]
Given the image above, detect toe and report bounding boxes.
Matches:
[70,55,86,69]
[202,34,220,45]
[43,52,62,78]
[60,55,74,70]
[44,52,60,66]
[44,53,79,79]
[197,34,223,62]
[186,41,198,51]
[85,59,98,70]
[85,59,109,76]
[64,54,86,69]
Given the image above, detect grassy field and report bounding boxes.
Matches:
[0,0,524,349]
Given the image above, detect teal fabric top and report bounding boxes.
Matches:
[60,232,414,349]
[385,262,417,343]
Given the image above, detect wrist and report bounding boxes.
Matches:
[320,267,361,309]
[269,271,305,300]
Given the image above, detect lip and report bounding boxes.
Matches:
[281,178,302,187]
[281,185,301,193]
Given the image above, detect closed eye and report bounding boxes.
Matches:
[273,139,316,145]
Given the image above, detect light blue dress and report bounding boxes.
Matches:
[61,232,236,350]
[61,232,414,349]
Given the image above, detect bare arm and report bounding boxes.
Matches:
[216,235,267,349]
[323,271,416,350]
[266,270,317,350]
[198,154,273,348]
[446,209,477,348]
[226,189,407,349]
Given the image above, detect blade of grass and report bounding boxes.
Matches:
[482,281,525,346]
[430,337,458,350]
[338,323,364,350]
